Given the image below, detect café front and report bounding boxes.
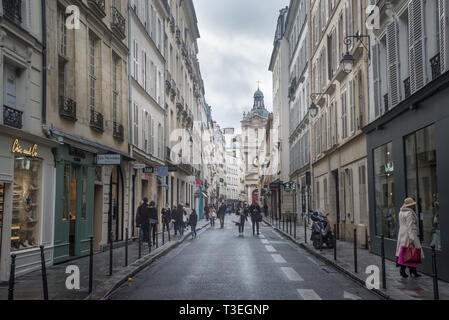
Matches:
[0,133,56,281]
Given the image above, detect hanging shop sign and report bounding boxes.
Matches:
[168,165,178,172]
[269,182,280,190]
[143,166,154,174]
[97,154,121,165]
[11,139,38,157]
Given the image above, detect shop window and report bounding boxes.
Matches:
[374,142,396,239]
[81,167,87,220]
[0,183,4,253]
[405,125,440,250]
[11,158,42,251]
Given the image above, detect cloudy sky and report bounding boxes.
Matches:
[194,0,289,133]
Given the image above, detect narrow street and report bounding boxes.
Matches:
[110,219,380,300]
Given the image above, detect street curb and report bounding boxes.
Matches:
[263,219,392,301]
[85,222,210,300]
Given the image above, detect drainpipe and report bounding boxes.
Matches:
[41,0,47,125]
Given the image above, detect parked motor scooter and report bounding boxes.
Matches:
[310,210,334,249]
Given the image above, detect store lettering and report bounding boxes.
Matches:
[11,139,38,157]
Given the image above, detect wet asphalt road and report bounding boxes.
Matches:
[109,218,380,300]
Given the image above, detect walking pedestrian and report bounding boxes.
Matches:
[210,205,217,228]
[162,204,171,241]
[136,199,149,242]
[238,203,249,237]
[396,197,424,278]
[189,208,198,239]
[172,205,178,236]
[174,204,184,238]
[250,201,262,236]
[218,201,227,229]
[148,201,158,246]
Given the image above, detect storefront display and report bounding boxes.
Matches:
[374,142,396,239]
[405,125,440,250]
[0,183,4,255]
[11,157,42,251]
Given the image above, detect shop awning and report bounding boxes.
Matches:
[158,176,169,190]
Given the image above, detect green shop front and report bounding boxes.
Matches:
[53,145,95,263]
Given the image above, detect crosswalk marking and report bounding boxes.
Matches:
[261,239,269,244]
[259,234,265,238]
[344,291,362,300]
[271,254,287,263]
[307,257,318,265]
[281,267,304,281]
[265,245,276,252]
[297,289,322,300]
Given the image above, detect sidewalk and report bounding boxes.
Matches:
[0,219,210,300]
[264,217,449,300]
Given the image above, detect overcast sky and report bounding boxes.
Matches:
[194,0,289,134]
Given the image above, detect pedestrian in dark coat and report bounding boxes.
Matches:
[175,204,185,237]
[136,198,150,242]
[189,209,198,239]
[218,201,227,229]
[162,204,171,241]
[238,203,249,236]
[250,201,262,236]
[148,201,158,246]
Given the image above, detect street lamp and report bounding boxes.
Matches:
[309,93,330,118]
[342,32,371,74]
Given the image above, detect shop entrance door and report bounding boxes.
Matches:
[69,165,78,257]
[0,182,4,262]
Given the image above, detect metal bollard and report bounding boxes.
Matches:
[304,219,307,244]
[109,231,113,276]
[333,225,337,261]
[89,237,93,294]
[162,224,165,246]
[353,229,358,273]
[138,228,142,259]
[125,228,128,267]
[156,225,159,248]
[294,215,297,239]
[431,245,440,300]
[8,254,16,301]
[40,245,49,300]
[381,235,386,289]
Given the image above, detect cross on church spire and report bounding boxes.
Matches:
[256,80,261,90]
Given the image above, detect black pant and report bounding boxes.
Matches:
[163,222,171,240]
[210,218,215,227]
[150,223,158,245]
[219,216,225,228]
[252,220,260,235]
[239,219,245,233]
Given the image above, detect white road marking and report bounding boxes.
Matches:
[265,245,276,252]
[261,239,270,244]
[281,267,304,281]
[297,289,322,300]
[259,234,265,238]
[344,291,362,300]
[271,254,287,263]
[307,257,318,265]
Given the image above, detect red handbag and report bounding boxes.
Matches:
[401,246,422,264]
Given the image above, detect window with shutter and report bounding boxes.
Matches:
[372,43,381,118]
[408,0,426,93]
[350,79,355,135]
[151,118,155,155]
[439,0,449,73]
[386,20,401,107]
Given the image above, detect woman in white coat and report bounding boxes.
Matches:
[396,197,423,278]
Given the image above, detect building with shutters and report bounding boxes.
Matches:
[365,0,449,281]
[309,0,370,246]
[128,0,169,234]
[284,0,312,221]
[45,0,132,261]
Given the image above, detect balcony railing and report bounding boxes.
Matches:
[404,77,411,99]
[2,0,22,23]
[175,27,181,44]
[111,6,126,39]
[87,0,106,19]
[3,105,22,129]
[90,109,104,132]
[59,96,77,121]
[165,70,172,91]
[169,16,175,33]
[430,53,441,81]
[113,122,124,141]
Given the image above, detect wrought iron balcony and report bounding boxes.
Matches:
[87,0,106,19]
[176,96,184,111]
[430,53,441,81]
[59,96,77,121]
[176,27,181,44]
[2,0,22,23]
[90,109,104,132]
[111,6,126,39]
[181,41,188,57]
[3,105,22,129]
[165,70,172,91]
[404,77,411,99]
[113,121,124,141]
